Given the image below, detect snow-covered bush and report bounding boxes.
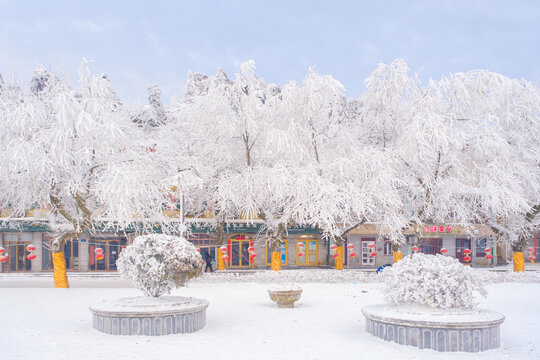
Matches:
[117,234,204,297]
[383,253,487,309]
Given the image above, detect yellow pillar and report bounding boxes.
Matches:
[393,251,403,264]
[271,252,281,272]
[53,252,69,288]
[335,246,344,270]
[217,248,225,270]
[513,252,525,272]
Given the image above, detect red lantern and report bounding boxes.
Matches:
[526,247,534,253]
[248,246,255,252]
[332,253,339,259]
[330,245,338,250]
[347,244,354,250]
[485,254,493,260]
[440,248,448,254]
[222,254,229,262]
[370,252,377,257]
[220,246,227,252]
[484,248,492,253]
[196,248,201,252]
[251,253,257,259]
[97,254,105,260]
[529,256,536,261]
[463,255,471,262]
[0,255,7,263]
[298,251,305,257]
[463,249,471,255]
[368,243,376,249]
[95,247,104,254]
[26,245,36,252]
[297,243,305,248]
[349,252,357,258]
[0,247,5,254]
[411,245,419,252]
[27,254,37,261]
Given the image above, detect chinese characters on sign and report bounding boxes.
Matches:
[423,225,452,233]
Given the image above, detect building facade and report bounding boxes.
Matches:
[2,218,531,273]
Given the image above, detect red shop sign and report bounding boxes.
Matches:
[423,225,452,233]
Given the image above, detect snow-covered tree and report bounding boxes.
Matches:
[117,234,204,297]
[0,60,186,287]
[356,60,540,264]
[132,84,167,128]
[165,61,298,270]
[442,71,540,255]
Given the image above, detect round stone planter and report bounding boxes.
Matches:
[90,296,209,336]
[362,304,504,352]
[268,286,303,308]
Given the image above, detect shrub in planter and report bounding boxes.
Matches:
[117,234,204,297]
[382,253,487,309]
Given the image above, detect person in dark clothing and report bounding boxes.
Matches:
[204,250,213,272]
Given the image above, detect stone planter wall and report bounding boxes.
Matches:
[90,296,209,336]
[362,304,504,352]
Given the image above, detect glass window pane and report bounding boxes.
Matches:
[231,243,240,266]
[9,244,17,271]
[266,244,271,264]
[42,239,50,270]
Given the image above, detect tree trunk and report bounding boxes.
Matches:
[335,246,344,270]
[512,233,527,272]
[392,243,403,264]
[53,252,69,288]
[513,252,525,272]
[268,226,286,272]
[51,232,76,288]
[331,236,344,270]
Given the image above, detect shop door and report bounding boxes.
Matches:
[456,238,471,263]
[361,239,376,266]
[296,239,318,266]
[229,239,251,267]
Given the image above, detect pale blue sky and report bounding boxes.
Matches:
[1,0,538,104]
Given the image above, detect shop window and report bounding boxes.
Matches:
[419,238,442,255]
[265,240,288,265]
[89,235,127,271]
[3,233,33,272]
[188,233,217,262]
[476,238,488,257]
[384,241,392,255]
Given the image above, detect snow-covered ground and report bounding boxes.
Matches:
[1,270,539,360]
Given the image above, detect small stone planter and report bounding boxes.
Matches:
[268,285,303,308]
[362,304,504,352]
[90,296,209,336]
